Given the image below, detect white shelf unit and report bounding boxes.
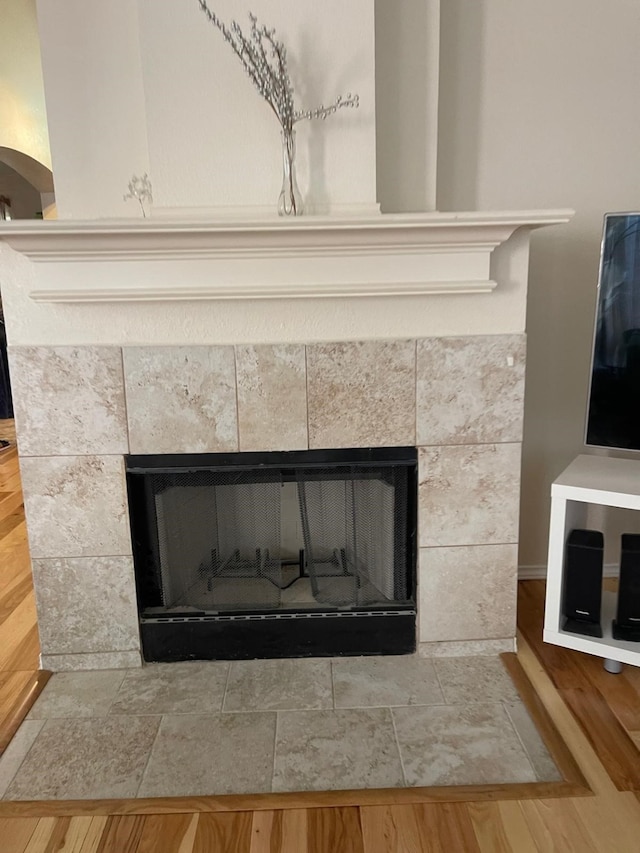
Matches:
[544,454,640,668]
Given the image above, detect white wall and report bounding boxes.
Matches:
[0,0,51,169]
[375,0,440,212]
[36,0,377,218]
[138,0,376,215]
[438,0,640,567]
[36,0,150,219]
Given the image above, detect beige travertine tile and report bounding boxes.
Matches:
[137,713,276,798]
[504,701,562,782]
[418,444,522,546]
[9,346,128,456]
[332,656,444,708]
[109,662,229,715]
[307,340,416,448]
[392,703,536,787]
[0,720,44,798]
[32,557,139,656]
[273,708,404,792]
[27,671,126,719]
[418,544,518,642]
[4,716,161,800]
[223,659,332,712]
[433,656,521,704]
[236,344,307,451]
[123,346,237,454]
[416,335,526,445]
[40,651,142,672]
[20,455,131,559]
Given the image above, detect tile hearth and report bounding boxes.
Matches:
[0,655,561,801]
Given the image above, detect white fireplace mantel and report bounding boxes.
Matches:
[0,210,573,303]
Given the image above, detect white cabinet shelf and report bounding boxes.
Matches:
[543,454,640,668]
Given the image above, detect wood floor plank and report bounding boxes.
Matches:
[360,805,429,853]
[0,573,33,625]
[193,812,252,853]
[250,811,281,853]
[250,810,340,853]
[411,803,481,853]
[0,517,27,547]
[561,687,640,790]
[24,817,71,852]
[520,799,600,852]
[307,807,364,853]
[0,817,39,853]
[0,594,39,670]
[95,816,146,853]
[75,817,109,853]
[575,653,640,733]
[467,802,514,853]
[2,624,41,671]
[517,583,587,690]
[135,814,200,853]
[495,802,539,853]
[0,506,24,541]
[0,489,24,519]
[0,545,31,588]
[279,809,308,853]
[49,816,96,852]
[572,791,640,853]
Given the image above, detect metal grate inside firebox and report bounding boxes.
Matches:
[127,447,417,661]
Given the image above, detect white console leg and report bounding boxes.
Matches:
[604,658,623,674]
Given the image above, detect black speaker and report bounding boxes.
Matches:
[562,528,604,637]
[613,534,640,642]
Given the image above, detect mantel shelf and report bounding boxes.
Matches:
[0,210,573,303]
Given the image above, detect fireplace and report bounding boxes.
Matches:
[0,212,572,670]
[127,447,417,661]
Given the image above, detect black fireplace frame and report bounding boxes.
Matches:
[126,447,417,661]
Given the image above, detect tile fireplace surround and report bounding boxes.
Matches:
[0,211,572,671]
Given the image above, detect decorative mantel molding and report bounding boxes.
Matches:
[0,210,573,303]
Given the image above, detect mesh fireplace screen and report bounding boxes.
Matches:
[127,448,416,617]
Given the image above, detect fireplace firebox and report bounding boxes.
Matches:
[127,447,417,661]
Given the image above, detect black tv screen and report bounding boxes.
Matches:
[586,213,640,451]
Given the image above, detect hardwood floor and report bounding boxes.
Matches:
[2,421,640,849]
[0,426,49,760]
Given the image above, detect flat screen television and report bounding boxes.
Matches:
[586,212,640,451]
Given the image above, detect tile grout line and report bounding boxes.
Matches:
[304,344,310,450]
[120,346,132,456]
[233,345,241,452]
[133,714,164,799]
[271,710,280,793]
[389,707,409,788]
[414,338,418,447]
[330,660,336,710]
[221,661,233,713]
[431,658,449,705]
[103,672,129,717]
[501,699,540,782]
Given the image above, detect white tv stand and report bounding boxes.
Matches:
[544,454,640,671]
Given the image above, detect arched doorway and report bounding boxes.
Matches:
[0,147,55,220]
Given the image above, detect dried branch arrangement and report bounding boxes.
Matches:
[196,1,359,135]
[123,174,153,218]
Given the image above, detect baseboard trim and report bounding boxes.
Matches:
[518,564,619,581]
